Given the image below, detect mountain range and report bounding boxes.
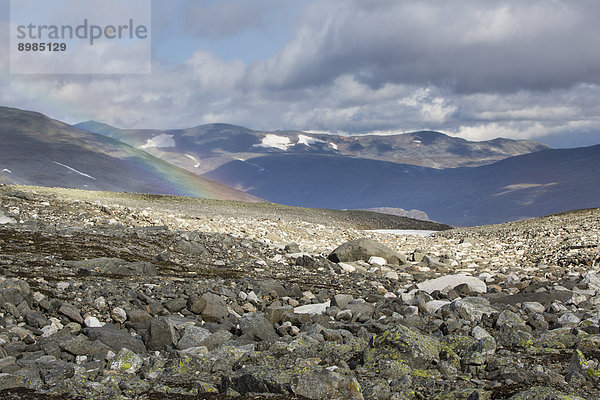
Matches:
[75,121,549,173]
[203,147,600,226]
[0,107,258,202]
[1,106,598,226]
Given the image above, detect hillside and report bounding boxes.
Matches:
[0,107,258,202]
[76,121,550,172]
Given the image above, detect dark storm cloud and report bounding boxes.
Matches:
[254,0,600,93]
[2,0,600,146]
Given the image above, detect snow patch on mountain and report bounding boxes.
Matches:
[185,154,201,168]
[52,161,96,180]
[253,134,292,151]
[297,134,327,146]
[140,134,176,149]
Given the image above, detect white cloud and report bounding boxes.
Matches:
[1,0,600,148]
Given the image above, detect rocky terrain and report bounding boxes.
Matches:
[0,185,599,399]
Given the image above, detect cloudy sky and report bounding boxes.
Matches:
[2,0,600,147]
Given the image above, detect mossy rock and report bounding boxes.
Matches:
[440,335,478,358]
[537,328,586,350]
[363,324,440,371]
[508,386,586,400]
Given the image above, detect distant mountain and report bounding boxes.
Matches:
[0,107,259,202]
[75,121,550,173]
[203,146,600,226]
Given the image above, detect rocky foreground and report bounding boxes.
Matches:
[0,185,599,400]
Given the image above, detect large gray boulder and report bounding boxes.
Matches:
[239,313,279,342]
[328,238,406,265]
[85,324,147,353]
[146,317,179,351]
[176,325,211,350]
[200,293,229,322]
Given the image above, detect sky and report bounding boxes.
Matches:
[2,0,600,148]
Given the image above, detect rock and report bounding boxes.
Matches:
[368,256,387,266]
[59,303,84,324]
[127,309,152,324]
[146,317,179,351]
[239,313,279,342]
[111,307,127,323]
[582,271,600,290]
[558,313,581,328]
[201,293,229,322]
[497,325,534,350]
[567,293,589,306]
[178,346,209,359]
[108,348,143,374]
[199,330,234,351]
[339,263,356,273]
[163,297,187,313]
[187,296,207,314]
[265,305,293,324]
[259,280,288,298]
[290,368,363,400]
[247,291,260,304]
[294,301,330,315]
[93,296,106,310]
[496,310,526,327]
[284,243,301,253]
[0,373,26,390]
[450,297,497,322]
[346,299,374,319]
[0,356,16,370]
[471,326,492,340]
[364,324,440,371]
[85,324,146,353]
[25,310,48,329]
[417,274,487,294]
[508,386,586,400]
[522,302,546,314]
[61,337,112,357]
[385,271,399,280]
[0,215,17,224]
[84,316,104,328]
[567,349,600,382]
[331,294,354,310]
[176,325,211,350]
[328,238,406,265]
[36,358,75,386]
[424,300,450,314]
[335,309,353,321]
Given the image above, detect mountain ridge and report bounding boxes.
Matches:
[75,120,551,172]
[0,106,259,202]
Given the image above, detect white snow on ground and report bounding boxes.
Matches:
[253,134,292,151]
[1,169,11,173]
[52,161,97,180]
[185,154,201,168]
[297,134,327,146]
[366,229,437,237]
[140,134,176,149]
